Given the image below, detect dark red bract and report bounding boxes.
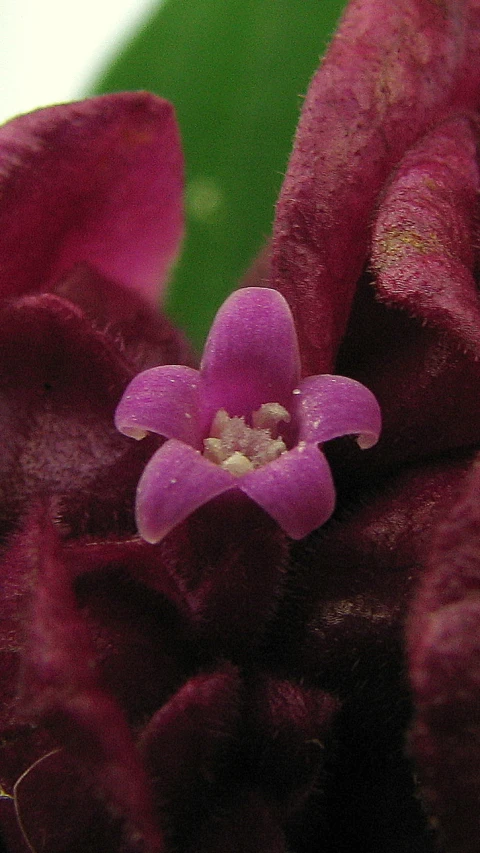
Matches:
[2,2,480,851]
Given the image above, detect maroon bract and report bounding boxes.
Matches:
[2,0,480,852]
[0,91,183,303]
[267,0,480,850]
[407,460,480,853]
[270,0,480,376]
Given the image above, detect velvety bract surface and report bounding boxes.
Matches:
[0,92,183,305]
[2,1,480,852]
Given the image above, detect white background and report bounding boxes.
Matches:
[0,0,160,125]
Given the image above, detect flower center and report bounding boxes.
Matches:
[203,403,291,476]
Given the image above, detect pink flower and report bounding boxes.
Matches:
[115,286,380,542]
[1,1,480,852]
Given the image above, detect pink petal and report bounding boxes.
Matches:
[115,365,202,446]
[270,0,468,374]
[135,440,235,543]
[372,115,480,357]
[0,92,183,304]
[240,444,335,540]
[200,288,300,427]
[294,375,381,449]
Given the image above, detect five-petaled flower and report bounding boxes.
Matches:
[3,1,480,852]
[115,286,381,543]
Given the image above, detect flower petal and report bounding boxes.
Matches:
[240,444,335,540]
[270,0,469,374]
[135,440,235,543]
[115,365,202,446]
[200,288,300,427]
[294,375,381,449]
[0,92,183,304]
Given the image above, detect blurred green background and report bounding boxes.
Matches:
[95,0,346,347]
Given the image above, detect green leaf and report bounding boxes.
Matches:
[94,0,346,346]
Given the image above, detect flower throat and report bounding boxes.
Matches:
[203,403,290,476]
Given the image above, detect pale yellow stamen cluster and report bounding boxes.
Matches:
[203,403,290,476]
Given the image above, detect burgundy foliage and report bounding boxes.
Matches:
[1,2,480,852]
